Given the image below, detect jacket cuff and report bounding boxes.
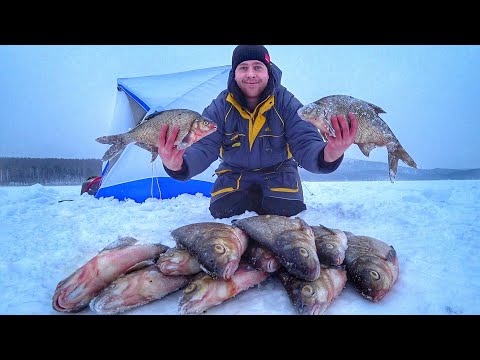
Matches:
[164,162,189,181]
[318,148,344,172]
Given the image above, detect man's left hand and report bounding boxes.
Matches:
[323,112,358,163]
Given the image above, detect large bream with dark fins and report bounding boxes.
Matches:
[232,215,321,281]
[171,222,249,280]
[96,109,217,162]
[297,95,417,182]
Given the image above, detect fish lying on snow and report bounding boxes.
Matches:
[90,265,190,315]
[343,232,399,302]
[311,224,348,266]
[156,248,202,276]
[96,109,217,162]
[178,263,269,315]
[277,265,347,315]
[171,222,249,280]
[232,215,320,281]
[52,237,168,312]
[297,95,417,182]
[242,242,282,273]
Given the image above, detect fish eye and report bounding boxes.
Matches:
[185,283,197,294]
[369,270,380,280]
[299,248,309,257]
[301,285,315,297]
[325,243,334,249]
[203,120,210,126]
[214,244,226,254]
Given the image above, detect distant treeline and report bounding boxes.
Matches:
[0,157,102,186]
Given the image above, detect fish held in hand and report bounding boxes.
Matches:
[344,233,399,302]
[297,95,417,182]
[90,265,190,315]
[178,263,269,315]
[171,222,249,280]
[277,265,347,315]
[52,237,169,313]
[232,215,320,281]
[96,109,217,162]
[311,224,348,266]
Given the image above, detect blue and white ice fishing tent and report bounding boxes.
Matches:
[95,65,231,202]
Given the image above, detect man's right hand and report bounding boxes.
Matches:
[158,124,185,171]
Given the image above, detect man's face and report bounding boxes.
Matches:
[234,60,269,99]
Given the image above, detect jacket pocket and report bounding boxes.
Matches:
[223,132,245,149]
[211,171,243,197]
[261,134,286,153]
[267,169,299,193]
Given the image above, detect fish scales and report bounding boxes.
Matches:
[96,109,217,162]
[343,233,399,302]
[297,95,417,182]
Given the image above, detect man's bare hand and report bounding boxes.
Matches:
[158,124,185,171]
[323,112,358,163]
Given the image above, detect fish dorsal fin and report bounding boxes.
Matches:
[143,110,166,122]
[102,236,139,251]
[386,246,397,261]
[124,259,156,274]
[317,224,336,235]
[366,101,386,114]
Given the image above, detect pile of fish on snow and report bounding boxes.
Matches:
[52,215,399,315]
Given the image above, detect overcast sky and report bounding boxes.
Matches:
[1,45,479,170]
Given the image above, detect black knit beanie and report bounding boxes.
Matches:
[231,45,271,70]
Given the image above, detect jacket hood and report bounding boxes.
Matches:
[227,62,283,109]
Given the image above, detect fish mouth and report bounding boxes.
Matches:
[222,262,238,280]
[90,294,124,315]
[297,108,336,137]
[89,296,108,313]
[266,259,279,273]
[297,107,308,120]
[332,254,343,266]
[371,289,389,302]
[309,304,325,315]
[179,301,205,315]
[52,285,86,312]
[157,262,177,274]
[307,265,321,282]
[52,292,69,312]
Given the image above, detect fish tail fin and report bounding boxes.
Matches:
[96,135,120,145]
[396,145,417,169]
[176,132,194,150]
[96,135,127,161]
[388,145,417,183]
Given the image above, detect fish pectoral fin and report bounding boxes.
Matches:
[388,152,399,183]
[102,236,139,251]
[176,142,189,151]
[134,142,159,162]
[176,132,194,150]
[357,143,376,157]
[367,102,386,114]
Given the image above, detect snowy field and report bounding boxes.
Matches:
[0,180,478,315]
